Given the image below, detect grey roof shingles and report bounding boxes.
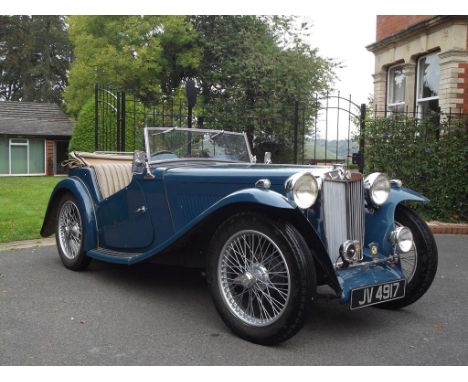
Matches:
[0,101,74,137]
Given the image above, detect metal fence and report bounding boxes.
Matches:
[94,85,366,170]
[370,107,468,142]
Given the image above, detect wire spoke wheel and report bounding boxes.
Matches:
[218,230,291,327]
[395,221,418,282]
[377,205,437,310]
[58,201,82,260]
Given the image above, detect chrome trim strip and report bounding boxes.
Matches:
[243,131,254,162]
[335,252,411,270]
[145,126,245,136]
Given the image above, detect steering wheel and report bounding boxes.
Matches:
[151,150,174,156]
[151,150,179,160]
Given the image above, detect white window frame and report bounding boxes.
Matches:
[7,138,47,176]
[387,64,406,114]
[416,52,440,118]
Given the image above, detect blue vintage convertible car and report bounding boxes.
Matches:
[41,127,438,345]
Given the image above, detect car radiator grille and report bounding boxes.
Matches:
[322,176,365,264]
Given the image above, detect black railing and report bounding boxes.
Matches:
[95,85,365,169]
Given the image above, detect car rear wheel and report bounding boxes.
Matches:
[377,204,438,309]
[206,212,315,345]
[55,194,91,271]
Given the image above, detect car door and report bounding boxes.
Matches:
[97,177,154,250]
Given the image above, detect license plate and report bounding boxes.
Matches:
[350,279,406,310]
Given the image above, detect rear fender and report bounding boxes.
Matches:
[365,187,429,255]
[40,177,98,251]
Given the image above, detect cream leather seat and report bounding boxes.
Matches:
[68,151,134,199]
[93,163,133,199]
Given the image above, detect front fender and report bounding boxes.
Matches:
[169,187,297,237]
[365,187,429,255]
[172,187,341,294]
[40,177,98,251]
[212,187,297,211]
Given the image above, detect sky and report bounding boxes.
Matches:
[306,14,376,106]
[301,13,377,140]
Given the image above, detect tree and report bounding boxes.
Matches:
[189,16,336,161]
[65,15,336,162]
[65,16,200,116]
[68,97,95,152]
[0,16,71,103]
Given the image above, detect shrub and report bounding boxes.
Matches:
[364,115,467,222]
[69,97,95,152]
[69,96,146,153]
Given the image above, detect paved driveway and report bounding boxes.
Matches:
[0,235,467,365]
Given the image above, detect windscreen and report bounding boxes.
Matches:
[147,129,251,163]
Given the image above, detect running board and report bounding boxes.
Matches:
[86,247,143,264]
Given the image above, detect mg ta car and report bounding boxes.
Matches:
[41,127,438,345]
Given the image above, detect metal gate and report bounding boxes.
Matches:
[305,92,366,172]
[94,84,366,172]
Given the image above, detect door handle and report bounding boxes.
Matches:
[136,206,147,214]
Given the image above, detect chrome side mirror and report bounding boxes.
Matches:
[264,152,272,164]
[132,151,146,174]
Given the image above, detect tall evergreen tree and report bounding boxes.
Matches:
[0,15,72,103]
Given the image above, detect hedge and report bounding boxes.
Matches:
[69,97,146,153]
[364,115,467,222]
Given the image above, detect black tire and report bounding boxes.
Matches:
[377,204,438,309]
[206,212,316,345]
[55,193,91,271]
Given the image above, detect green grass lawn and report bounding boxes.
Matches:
[0,176,62,243]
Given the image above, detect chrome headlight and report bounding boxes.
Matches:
[364,172,390,206]
[285,172,319,209]
[390,226,414,253]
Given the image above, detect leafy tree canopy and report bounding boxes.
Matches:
[191,16,335,104]
[65,16,336,116]
[189,16,337,158]
[65,16,200,116]
[0,15,71,103]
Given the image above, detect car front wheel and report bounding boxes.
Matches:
[378,204,438,309]
[55,194,91,271]
[207,212,315,345]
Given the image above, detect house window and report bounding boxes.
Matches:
[387,65,406,114]
[416,53,440,118]
[0,137,46,175]
[9,138,29,174]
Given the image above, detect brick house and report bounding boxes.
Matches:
[0,102,74,176]
[366,15,468,116]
